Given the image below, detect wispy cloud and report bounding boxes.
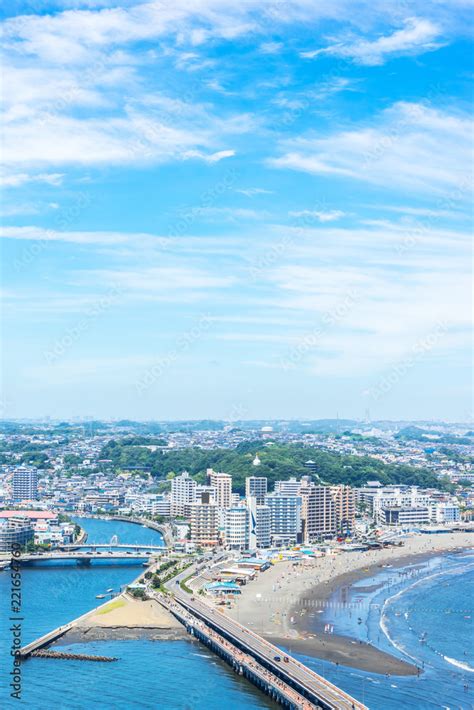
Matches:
[300,17,443,65]
[270,102,473,196]
[235,187,273,197]
[289,209,345,222]
[1,172,64,188]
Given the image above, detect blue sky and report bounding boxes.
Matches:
[1,1,472,421]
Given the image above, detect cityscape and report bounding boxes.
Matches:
[1,0,472,709]
[0,419,473,708]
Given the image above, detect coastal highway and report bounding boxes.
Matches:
[161,564,366,709]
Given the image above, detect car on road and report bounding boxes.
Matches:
[283,656,289,663]
[273,656,281,662]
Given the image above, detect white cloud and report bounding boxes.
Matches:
[78,265,236,296]
[235,187,273,197]
[1,173,64,188]
[0,225,164,246]
[2,110,237,167]
[183,149,235,163]
[301,17,443,65]
[369,204,469,219]
[180,206,263,222]
[270,102,473,196]
[289,209,345,222]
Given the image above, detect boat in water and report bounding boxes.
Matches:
[95,594,106,599]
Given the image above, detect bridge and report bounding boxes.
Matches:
[153,561,366,709]
[60,543,165,552]
[10,550,159,564]
[155,591,366,710]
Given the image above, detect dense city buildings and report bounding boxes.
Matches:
[0,419,470,554]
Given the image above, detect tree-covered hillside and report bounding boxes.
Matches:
[99,440,451,494]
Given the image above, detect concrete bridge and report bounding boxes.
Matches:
[12,550,158,564]
[156,592,366,710]
[61,543,165,552]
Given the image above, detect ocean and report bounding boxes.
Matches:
[1,518,472,709]
[294,549,474,709]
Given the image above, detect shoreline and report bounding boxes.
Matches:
[225,532,473,677]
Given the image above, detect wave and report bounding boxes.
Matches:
[444,656,474,673]
[379,560,474,667]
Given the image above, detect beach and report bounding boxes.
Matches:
[224,532,474,676]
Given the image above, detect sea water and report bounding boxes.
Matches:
[293,550,474,709]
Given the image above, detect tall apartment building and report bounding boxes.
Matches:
[13,467,38,501]
[207,468,232,509]
[274,477,301,497]
[330,485,356,532]
[245,476,268,505]
[265,493,302,545]
[255,504,271,549]
[189,493,219,547]
[170,471,196,517]
[299,484,337,542]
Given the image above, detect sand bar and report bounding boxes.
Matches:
[62,595,187,644]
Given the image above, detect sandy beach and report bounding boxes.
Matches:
[224,532,474,676]
[63,594,187,644]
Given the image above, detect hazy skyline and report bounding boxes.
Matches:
[1,1,472,421]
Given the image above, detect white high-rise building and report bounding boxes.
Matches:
[13,468,38,501]
[208,469,232,509]
[224,507,249,550]
[171,472,196,517]
[245,476,268,505]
